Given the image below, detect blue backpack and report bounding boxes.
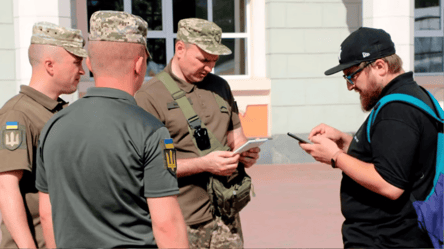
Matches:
[366,90,444,248]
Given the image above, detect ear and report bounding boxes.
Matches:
[175,41,186,58]
[44,58,55,76]
[373,59,388,77]
[86,57,93,72]
[135,56,144,76]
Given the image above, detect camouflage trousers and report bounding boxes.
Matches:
[187,214,244,248]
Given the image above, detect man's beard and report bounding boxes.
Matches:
[359,78,383,112]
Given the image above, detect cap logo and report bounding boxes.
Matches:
[338,47,342,61]
[362,52,370,58]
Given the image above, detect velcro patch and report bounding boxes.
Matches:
[162,138,176,175]
[1,123,26,151]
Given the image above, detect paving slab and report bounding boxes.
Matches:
[0,163,345,248]
[240,163,344,248]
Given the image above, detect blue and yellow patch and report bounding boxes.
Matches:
[6,121,18,130]
[165,138,174,149]
[163,138,176,175]
[1,122,26,151]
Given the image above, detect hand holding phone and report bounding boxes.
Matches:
[287,132,313,144]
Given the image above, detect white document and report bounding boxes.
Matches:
[233,138,269,154]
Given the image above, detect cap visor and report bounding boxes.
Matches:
[65,47,88,58]
[324,61,360,76]
[199,44,232,56]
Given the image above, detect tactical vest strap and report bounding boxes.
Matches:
[156,71,230,156]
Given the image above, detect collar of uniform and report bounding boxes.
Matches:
[20,85,67,112]
[165,60,196,93]
[379,71,414,98]
[83,87,137,105]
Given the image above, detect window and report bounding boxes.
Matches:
[414,0,443,73]
[86,0,249,78]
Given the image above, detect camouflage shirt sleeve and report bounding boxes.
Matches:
[0,110,31,173]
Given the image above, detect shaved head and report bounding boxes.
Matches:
[28,44,66,67]
[88,41,147,78]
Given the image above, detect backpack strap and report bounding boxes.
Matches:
[366,90,444,201]
[156,71,230,156]
[367,92,444,143]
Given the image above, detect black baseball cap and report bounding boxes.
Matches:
[324,27,396,76]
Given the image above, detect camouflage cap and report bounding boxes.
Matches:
[177,18,231,55]
[31,22,87,58]
[89,11,150,56]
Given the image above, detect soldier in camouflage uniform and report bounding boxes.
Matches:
[35,11,188,248]
[135,18,261,248]
[0,22,86,248]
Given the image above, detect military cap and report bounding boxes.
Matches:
[177,18,231,55]
[31,22,87,58]
[89,10,150,56]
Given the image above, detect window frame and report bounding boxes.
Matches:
[121,0,251,80]
[414,0,444,76]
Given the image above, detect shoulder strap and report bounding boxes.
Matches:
[366,92,444,143]
[156,71,230,156]
[366,91,444,201]
[213,92,229,113]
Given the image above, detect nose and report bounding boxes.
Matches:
[346,81,354,91]
[79,65,85,75]
[204,61,216,73]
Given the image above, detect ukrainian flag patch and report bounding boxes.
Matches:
[164,138,174,149]
[6,122,18,130]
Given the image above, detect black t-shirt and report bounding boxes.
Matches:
[343,72,436,248]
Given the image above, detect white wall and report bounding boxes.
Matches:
[0,0,75,106]
[0,0,16,107]
[267,0,366,134]
[363,0,414,72]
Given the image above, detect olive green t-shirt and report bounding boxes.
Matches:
[0,85,66,248]
[35,87,179,247]
[135,62,241,225]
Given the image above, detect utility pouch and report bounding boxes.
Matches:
[207,163,252,220]
[156,71,253,219]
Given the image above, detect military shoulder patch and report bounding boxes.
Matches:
[1,122,27,151]
[162,138,177,176]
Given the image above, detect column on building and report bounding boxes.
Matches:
[363,0,414,71]
[11,0,74,104]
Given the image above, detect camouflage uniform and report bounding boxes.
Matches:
[0,22,86,248]
[136,18,245,248]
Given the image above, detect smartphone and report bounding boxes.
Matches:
[287,132,312,144]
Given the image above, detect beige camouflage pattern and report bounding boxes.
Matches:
[177,18,231,56]
[89,11,150,56]
[187,215,243,248]
[31,22,87,58]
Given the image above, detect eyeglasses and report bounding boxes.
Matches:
[343,61,374,85]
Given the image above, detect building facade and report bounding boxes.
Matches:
[0,0,441,163]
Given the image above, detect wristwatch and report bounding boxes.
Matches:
[331,150,343,169]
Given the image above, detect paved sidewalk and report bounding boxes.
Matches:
[0,163,345,248]
[240,163,344,248]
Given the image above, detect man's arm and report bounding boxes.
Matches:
[147,195,189,248]
[333,152,404,200]
[227,127,260,168]
[39,192,56,248]
[300,135,404,200]
[0,170,37,248]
